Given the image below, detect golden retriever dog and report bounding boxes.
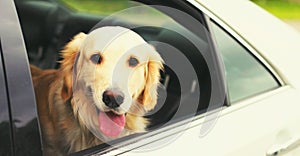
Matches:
[31,26,163,155]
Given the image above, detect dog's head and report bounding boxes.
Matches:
[60,26,163,139]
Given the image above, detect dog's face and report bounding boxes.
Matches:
[60,27,163,139]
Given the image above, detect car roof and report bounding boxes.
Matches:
[194,0,300,88]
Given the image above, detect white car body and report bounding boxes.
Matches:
[102,0,300,155]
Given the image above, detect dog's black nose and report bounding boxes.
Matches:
[102,89,124,108]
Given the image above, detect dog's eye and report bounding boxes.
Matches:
[90,54,102,64]
[128,57,139,67]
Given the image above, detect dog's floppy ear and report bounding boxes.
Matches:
[141,49,163,111]
[60,32,86,102]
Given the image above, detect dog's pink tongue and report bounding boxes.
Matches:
[98,111,125,137]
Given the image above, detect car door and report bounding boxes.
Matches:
[0,0,43,155]
[10,0,300,155]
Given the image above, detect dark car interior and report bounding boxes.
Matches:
[15,0,212,143]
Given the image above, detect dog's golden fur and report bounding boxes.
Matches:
[31,27,163,155]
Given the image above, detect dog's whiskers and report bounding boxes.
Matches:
[127,101,146,116]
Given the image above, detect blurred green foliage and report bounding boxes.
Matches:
[252,0,300,19]
[59,0,131,15]
[59,0,300,20]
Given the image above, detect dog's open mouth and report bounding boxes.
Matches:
[98,111,125,138]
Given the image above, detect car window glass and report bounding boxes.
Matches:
[15,0,222,154]
[210,21,279,103]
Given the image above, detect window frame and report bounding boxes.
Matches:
[0,0,43,155]
[12,0,227,155]
[71,0,227,155]
[0,39,14,156]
